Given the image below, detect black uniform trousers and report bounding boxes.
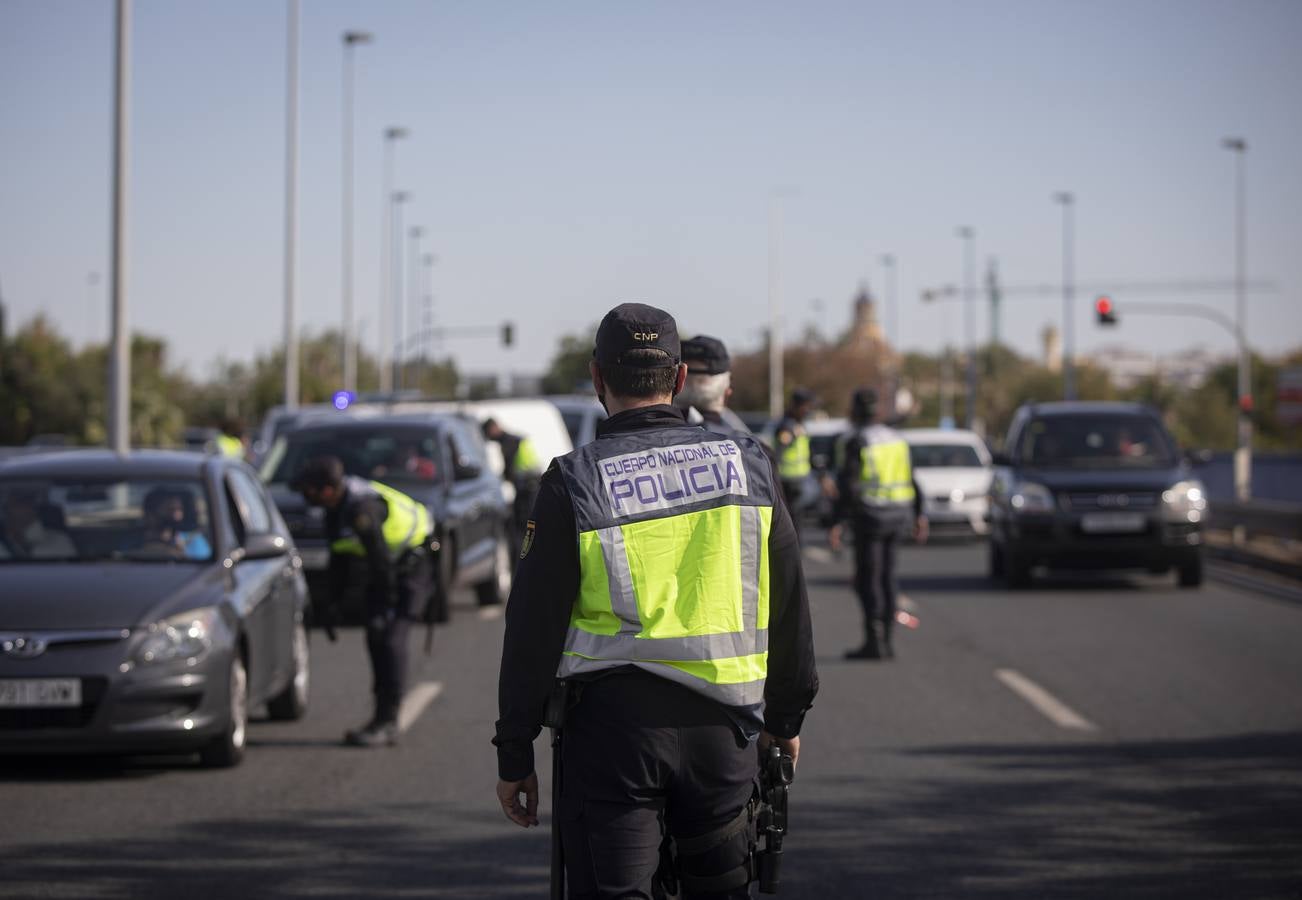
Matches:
[364,549,432,721]
[560,671,757,899]
[852,515,900,648]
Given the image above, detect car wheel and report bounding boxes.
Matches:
[1178,555,1204,588]
[476,524,512,607]
[267,620,310,721]
[988,541,1005,579]
[200,653,248,768]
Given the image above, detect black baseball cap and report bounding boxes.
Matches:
[593,303,680,369]
[682,335,730,375]
[791,387,817,407]
[851,387,879,419]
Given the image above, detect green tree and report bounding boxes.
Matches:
[542,327,597,395]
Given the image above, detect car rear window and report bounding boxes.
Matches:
[1019,416,1175,468]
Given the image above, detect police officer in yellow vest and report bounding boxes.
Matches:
[774,388,815,530]
[835,388,927,661]
[292,456,433,746]
[482,417,545,567]
[215,418,246,459]
[494,303,818,898]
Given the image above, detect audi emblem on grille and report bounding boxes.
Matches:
[2,636,48,659]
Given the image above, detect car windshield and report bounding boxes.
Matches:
[1019,416,1175,469]
[263,428,441,485]
[910,444,984,468]
[558,410,586,447]
[0,478,214,563]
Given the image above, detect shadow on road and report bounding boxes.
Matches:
[0,804,545,898]
[785,730,1302,899]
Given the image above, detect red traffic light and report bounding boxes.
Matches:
[1095,295,1117,325]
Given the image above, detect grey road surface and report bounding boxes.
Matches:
[2,543,1300,899]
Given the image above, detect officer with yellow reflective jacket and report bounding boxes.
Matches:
[292,456,433,746]
[773,388,816,519]
[494,303,818,898]
[834,388,927,661]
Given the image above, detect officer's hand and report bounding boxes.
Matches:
[497,773,540,828]
[760,732,800,771]
[914,515,930,545]
[827,523,843,553]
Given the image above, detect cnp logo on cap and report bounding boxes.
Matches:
[594,302,681,368]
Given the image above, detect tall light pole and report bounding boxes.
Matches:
[281,0,300,411]
[956,227,976,429]
[400,225,424,391]
[1223,137,1251,500]
[107,0,131,454]
[339,29,372,394]
[1054,192,1076,400]
[389,190,411,391]
[377,125,408,393]
[421,252,436,385]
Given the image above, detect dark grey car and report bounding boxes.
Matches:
[0,450,310,767]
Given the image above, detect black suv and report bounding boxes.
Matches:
[989,402,1206,588]
[260,413,513,620]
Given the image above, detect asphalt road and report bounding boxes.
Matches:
[3,542,1301,899]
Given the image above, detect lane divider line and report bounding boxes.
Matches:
[397,681,444,733]
[995,668,1097,732]
[802,546,833,564]
[478,605,505,621]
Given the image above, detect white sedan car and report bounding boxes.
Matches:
[902,428,993,536]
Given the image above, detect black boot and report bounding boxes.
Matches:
[880,621,895,660]
[844,633,882,660]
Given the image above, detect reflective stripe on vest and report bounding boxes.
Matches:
[554,428,776,709]
[858,427,916,507]
[331,477,431,557]
[777,425,811,480]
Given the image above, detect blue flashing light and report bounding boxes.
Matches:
[332,390,356,411]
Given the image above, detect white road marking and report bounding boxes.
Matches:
[995,668,1097,732]
[803,546,833,564]
[478,605,505,620]
[397,681,444,733]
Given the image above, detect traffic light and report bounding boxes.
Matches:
[1095,295,1117,326]
[501,322,514,347]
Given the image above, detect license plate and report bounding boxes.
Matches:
[299,547,330,571]
[1080,512,1147,534]
[0,678,82,708]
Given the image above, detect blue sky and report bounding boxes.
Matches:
[2,0,1299,385]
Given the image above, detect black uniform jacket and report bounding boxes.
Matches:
[833,426,924,527]
[493,404,819,782]
[325,481,393,609]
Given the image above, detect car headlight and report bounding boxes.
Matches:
[1010,481,1054,513]
[1162,480,1207,523]
[133,608,219,666]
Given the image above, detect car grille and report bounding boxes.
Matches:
[1063,491,1159,511]
[0,677,108,730]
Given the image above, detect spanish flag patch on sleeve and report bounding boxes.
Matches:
[519,520,536,559]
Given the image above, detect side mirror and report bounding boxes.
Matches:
[243,533,290,560]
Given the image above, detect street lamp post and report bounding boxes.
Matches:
[389,190,411,390]
[401,225,424,391]
[281,0,300,411]
[1054,192,1075,400]
[880,253,898,414]
[108,0,131,454]
[767,198,784,420]
[377,125,408,394]
[340,29,372,395]
[421,252,436,384]
[1223,137,1251,501]
[956,227,976,429]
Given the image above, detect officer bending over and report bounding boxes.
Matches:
[835,389,927,661]
[292,456,433,746]
[494,303,819,898]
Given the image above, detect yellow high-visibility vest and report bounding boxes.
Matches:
[330,478,431,557]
